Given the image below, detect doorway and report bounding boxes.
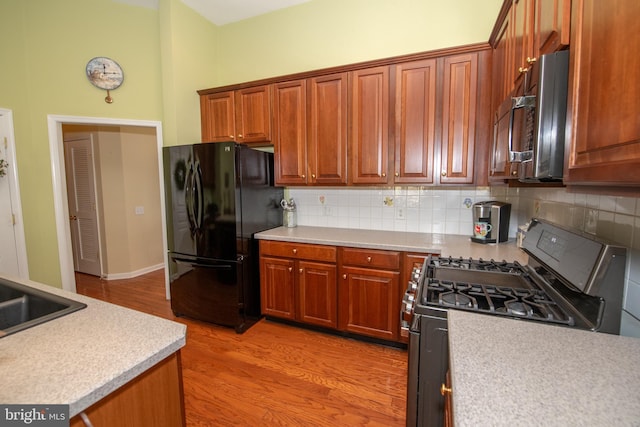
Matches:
[48,115,170,298]
[0,109,28,278]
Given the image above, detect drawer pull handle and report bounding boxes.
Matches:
[367,256,372,263]
[440,383,452,396]
[288,267,293,273]
[299,268,303,274]
[292,249,297,254]
[343,274,347,280]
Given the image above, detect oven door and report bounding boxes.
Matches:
[407,310,449,427]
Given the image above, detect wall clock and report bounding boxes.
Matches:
[85,57,124,103]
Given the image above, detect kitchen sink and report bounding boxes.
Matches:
[0,278,86,338]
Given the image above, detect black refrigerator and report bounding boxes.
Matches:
[163,142,283,333]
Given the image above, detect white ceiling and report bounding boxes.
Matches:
[181,0,312,26]
[112,0,311,26]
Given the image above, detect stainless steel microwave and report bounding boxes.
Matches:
[492,50,569,182]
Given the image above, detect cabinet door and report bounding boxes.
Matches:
[308,73,348,185]
[512,0,535,85]
[298,261,337,328]
[235,85,271,143]
[339,266,399,341]
[200,91,236,142]
[565,0,640,185]
[491,12,512,116]
[440,54,478,184]
[260,256,296,320]
[273,80,308,185]
[393,60,437,184]
[349,66,390,185]
[535,0,570,56]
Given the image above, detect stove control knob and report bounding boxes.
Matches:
[409,281,418,291]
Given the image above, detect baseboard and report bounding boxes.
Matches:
[103,263,164,280]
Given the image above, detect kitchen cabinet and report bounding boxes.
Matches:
[349,66,390,185]
[199,85,271,144]
[490,0,570,100]
[564,0,640,186]
[308,73,348,185]
[440,53,479,184]
[70,352,185,427]
[393,59,437,184]
[273,74,348,186]
[392,51,487,185]
[339,247,400,341]
[259,241,337,328]
[272,80,307,185]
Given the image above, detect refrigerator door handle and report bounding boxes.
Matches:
[171,256,233,269]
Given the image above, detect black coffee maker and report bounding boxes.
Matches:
[471,201,511,243]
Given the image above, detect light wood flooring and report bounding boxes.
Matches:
[75,270,408,426]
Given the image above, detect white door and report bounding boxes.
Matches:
[0,110,28,278]
[64,134,101,276]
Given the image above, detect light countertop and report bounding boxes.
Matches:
[0,276,186,417]
[448,310,640,426]
[255,226,528,263]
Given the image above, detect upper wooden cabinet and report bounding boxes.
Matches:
[200,91,235,143]
[349,66,390,185]
[564,0,640,185]
[308,73,348,185]
[393,59,437,184]
[200,85,271,144]
[490,0,570,99]
[272,74,348,186]
[440,53,479,184]
[272,79,308,185]
[199,43,490,187]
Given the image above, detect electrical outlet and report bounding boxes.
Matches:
[396,207,405,220]
[135,206,144,215]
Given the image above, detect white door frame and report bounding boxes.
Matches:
[47,115,170,298]
[0,108,29,279]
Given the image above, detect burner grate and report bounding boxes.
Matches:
[424,278,575,326]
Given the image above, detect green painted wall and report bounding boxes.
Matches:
[213,0,502,85]
[0,0,215,287]
[0,0,499,288]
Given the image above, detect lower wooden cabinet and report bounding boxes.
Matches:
[259,240,428,343]
[259,241,338,328]
[70,352,185,427]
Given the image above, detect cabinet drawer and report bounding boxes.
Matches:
[259,240,336,262]
[341,247,400,270]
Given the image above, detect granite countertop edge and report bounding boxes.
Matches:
[255,226,529,263]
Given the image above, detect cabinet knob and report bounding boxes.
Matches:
[519,66,529,74]
[382,173,386,177]
[343,274,347,280]
[288,267,293,272]
[292,249,297,254]
[395,172,399,177]
[311,174,316,179]
[441,171,447,177]
[526,56,537,65]
[511,170,518,176]
[238,134,243,138]
[367,256,372,263]
[440,383,452,396]
[299,268,303,274]
[301,174,306,179]
[229,135,234,138]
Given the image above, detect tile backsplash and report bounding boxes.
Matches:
[287,185,640,337]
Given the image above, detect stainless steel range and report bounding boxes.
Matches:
[403,218,627,427]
